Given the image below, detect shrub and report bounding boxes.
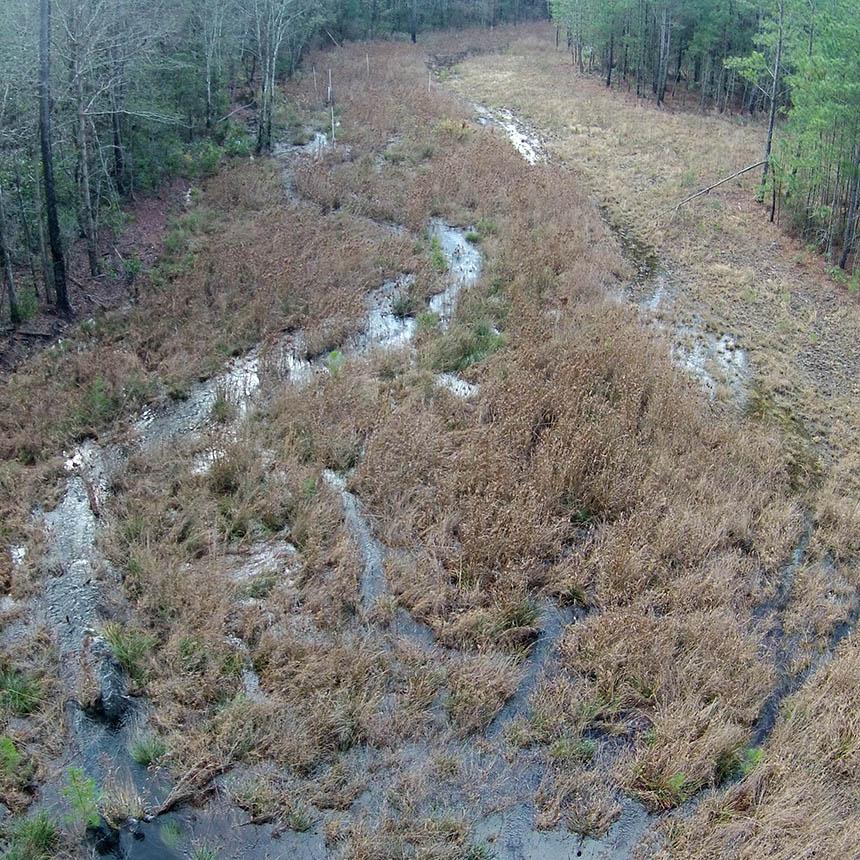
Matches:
[62,767,100,830]
[224,125,252,158]
[17,288,38,322]
[76,376,121,429]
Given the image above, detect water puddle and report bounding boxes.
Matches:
[626,267,750,405]
[348,274,418,354]
[273,130,331,200]
[478,794,650,860]
[298,131,329,159]
[226,539,299,585]
[436,372,479,398]
[474,104,548,165]
[135,353,260,448]
[673,324,749,404]
[428,219,483,326]
[323,470,385,609]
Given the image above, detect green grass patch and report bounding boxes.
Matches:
[548,735,596,763]
[431,320,503,373]
[102,623,155,684]
[76,376,122,430]
[3,811,60,860]
[429,235,447,272]
[129,732,167,766]
[0,669,41,715]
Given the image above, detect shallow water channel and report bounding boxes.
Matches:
[27,144,500,855]
[18,112,675,859]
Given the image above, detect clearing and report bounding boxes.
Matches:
[0,23,858,860]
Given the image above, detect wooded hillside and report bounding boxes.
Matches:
[550,0,860,275]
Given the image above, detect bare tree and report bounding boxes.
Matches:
[40,0,71,315]
[0,179,20,326]
[66,0,101,275]
[240,0,302,153]
[203,0,231,129]
[761,0,784,190]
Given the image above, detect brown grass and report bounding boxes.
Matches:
[1,24,855,857]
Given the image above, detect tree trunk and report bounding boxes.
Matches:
[14,165,39,302]
[32,148,54,304]
[656,6,671,106]
[39,0,70,315]
[74,55,100,277]
[840,126,860,269]
[0,181,20,326]
[411,0,417,42]
[606,30,614,88]
[762,2,784,190]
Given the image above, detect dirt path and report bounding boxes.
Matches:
[447,40,860,492]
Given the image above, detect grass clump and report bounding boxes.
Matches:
[0,669,41,715]
[160,819,184,849]
[447,653,521,734]
[190,843,218,860]
[102,623,155,685]
[209,387,237,424]
[463,844,496,860]
[417,311,440,333]
[432,320,503,372]
[128,732,167,766]
[429,235,448,272]
[548,735,596,764]
[392,291,419,318]
[285,804,316,832]
[100,772,145,828]
[243,573,279,599]
[3,811,60,860]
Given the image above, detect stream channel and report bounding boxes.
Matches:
[4,103,752,859]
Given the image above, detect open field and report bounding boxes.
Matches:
[0,23,857,860]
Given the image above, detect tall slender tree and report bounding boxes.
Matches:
[39,0,71,315]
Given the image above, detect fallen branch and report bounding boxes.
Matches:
[149,759,229,817]
[216,103,256,125]
[0,328,55,338]
[667,160,766,216]
[324,28,342,48]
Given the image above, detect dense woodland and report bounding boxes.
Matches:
[0,0,859,327]
[550,0,860,272]
[0,0,545,324]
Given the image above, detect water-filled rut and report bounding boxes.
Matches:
[19,104,679,860]
[20,128,504,858]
